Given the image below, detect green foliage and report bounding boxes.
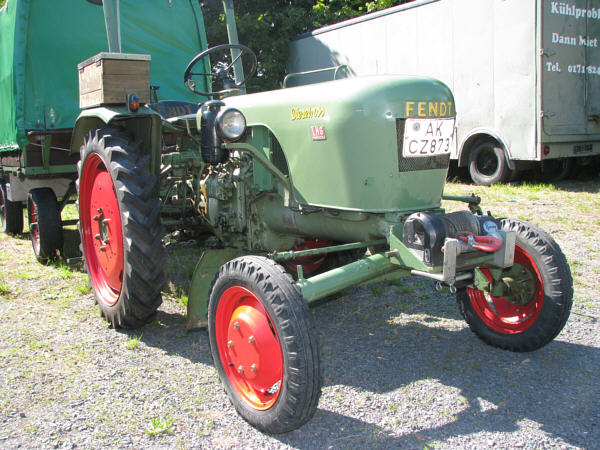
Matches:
[144,417,173,436]
[204,0,414,91]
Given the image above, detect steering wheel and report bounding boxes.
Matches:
[184,44,257,97]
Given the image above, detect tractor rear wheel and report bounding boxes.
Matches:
[27,188,63,263]
[1,181,23,234]
[468,140,512,185]
[77,127,165,328]
[208,256,321,434]
[457,218,572,352]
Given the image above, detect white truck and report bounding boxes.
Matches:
[288,0,600,184]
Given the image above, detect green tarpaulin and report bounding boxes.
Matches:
[0,0,208,151]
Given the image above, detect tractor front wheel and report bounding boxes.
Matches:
[27,188,63,263]
[1,181,23,234]
[457,218,572,352]
[77,127,165,328]
[208,256,321,434]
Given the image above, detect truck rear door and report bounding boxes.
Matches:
[541,0,600,136]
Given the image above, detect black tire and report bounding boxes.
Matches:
[534,158,572,182]
[468,140,512,185]
[208,256,321,434]
[457,218,573,352]
[27,188,63,263]
[77,127,165,328]
[0,181,24,234]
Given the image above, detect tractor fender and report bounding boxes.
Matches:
[457,129,515,171]
[71,105,163,175]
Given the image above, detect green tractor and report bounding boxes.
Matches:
[72,1,573,434]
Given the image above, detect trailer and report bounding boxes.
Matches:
[0,0,207,261]
[288,0,600,184]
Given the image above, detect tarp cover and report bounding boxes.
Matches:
[0,0,208,151]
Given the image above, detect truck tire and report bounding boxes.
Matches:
[27,188,63,263]
[77,127,165,328]
[0,181,24,234]
[457,218,573,352]
[208,256,321,434]
[468,141,512,185]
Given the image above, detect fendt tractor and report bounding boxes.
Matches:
[12,0,576,434]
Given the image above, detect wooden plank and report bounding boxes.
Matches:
[102,59,149,75]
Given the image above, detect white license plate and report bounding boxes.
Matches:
[403,118,455,158]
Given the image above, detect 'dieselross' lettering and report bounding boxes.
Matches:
[291,106,326,120]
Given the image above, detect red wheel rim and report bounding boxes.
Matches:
[79,153,124,306]
[28,198,40,253]
[467,244,544,334]
[215,286,284,410]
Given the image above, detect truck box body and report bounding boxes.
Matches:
[289,0,600,167]
[0,0,207,152]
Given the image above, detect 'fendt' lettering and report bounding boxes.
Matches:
[405,101,453,118]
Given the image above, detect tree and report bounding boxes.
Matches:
[204,0,414,91]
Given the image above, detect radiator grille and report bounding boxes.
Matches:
[396,119,450,172]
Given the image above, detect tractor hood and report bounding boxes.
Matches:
[225,75,455,212]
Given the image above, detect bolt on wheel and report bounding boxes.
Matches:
[208,256,321,434]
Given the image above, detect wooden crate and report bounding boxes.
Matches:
[78,53,151,108]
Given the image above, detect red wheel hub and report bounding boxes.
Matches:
[467,244,544,334]
[284,238,330,274]
[80,153,124,306]
[215,286,283,410]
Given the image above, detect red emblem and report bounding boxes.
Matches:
[311,125,326,141]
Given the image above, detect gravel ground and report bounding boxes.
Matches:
[0,179,598,449]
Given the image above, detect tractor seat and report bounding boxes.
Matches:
[147,100,200,130]
[147,100,200,119]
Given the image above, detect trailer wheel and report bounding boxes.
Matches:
[468,141,512,185]
[27,188,63,263]
[77,127,165,328]
[457,218,572,352]
[208,256,321,434]
[534,158,572,182]
[0,181,23,234]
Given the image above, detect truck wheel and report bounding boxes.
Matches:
[0,181,24,234]
[77,127,165,328]
[208,256,321,434]
[27,188,63,263]
[457,218,572,352]
[468,141,512,185]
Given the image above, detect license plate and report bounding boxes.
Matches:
[403,118,455,158]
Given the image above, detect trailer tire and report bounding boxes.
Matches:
[468,141,512,185]
[457,218,573,352]
[534,158,572,182]
[27,188,63,263]
[0,181,23,235]
[77,127,165,328]
[208,256,321,434]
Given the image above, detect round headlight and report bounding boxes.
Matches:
[216,108,246,141]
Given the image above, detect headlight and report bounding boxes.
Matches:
[216,108,246,141]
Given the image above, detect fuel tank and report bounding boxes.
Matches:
[225,75,455,213]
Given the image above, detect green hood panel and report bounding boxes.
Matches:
[225,75,455,212]
[0,0,207,151]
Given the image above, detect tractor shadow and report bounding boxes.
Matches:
[274,281,599,448]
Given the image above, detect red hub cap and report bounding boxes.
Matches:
[284,238,331,274]
[467,244,544,334]
[80,153,124,306]
[28,199,40,253]
[215,286,283,410]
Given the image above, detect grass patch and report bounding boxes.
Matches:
[125,334,143,350]
[0,283,11,296]
[144,417,173,437]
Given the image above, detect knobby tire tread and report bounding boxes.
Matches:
[77,127,166,329]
